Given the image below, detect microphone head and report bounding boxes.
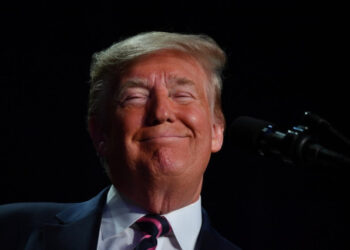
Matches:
[229,116,271,152]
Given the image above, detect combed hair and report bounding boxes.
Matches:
[88,31,226,127]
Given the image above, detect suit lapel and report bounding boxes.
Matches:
[43,214,100,250]
[195,208,212,250]
[195,208,241,250]
[42,187,109,250]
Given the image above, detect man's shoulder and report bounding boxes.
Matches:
[0,202,72,225]
[0,202,73,249]
[197,225,241,250]
[0,188,109,250]
[0,187,109,226]
[206,227,242,250]
[197,208,242,250]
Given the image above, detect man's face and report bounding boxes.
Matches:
[101,50,224,192]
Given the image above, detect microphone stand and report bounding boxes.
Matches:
[279,112,350,168]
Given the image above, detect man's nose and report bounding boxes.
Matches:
[146,91,175,125]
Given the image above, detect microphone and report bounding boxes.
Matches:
[229,116,350,167]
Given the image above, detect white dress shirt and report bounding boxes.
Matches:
[96,186,202,250]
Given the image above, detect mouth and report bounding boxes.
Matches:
[139,135,188,142]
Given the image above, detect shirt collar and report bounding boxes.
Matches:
[101,186,147,239]
[101,185,202,250]
[163,196,202,250]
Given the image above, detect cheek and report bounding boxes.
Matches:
[107,109,145,160]
[115,108,145,134]
[105,109,143,157]
[182,105,213,137]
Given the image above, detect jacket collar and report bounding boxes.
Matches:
[41,187,109,250]
[55,187,109,224]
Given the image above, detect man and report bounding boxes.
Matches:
[0,31,241,250]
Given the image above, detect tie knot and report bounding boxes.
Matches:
[136,214,171,238]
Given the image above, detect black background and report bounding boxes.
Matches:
[1,1,349,250]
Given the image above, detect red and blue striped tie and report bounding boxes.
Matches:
[134,214,171,250]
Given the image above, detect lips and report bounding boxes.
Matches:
[135,127,191,142]
[139,135,188,142]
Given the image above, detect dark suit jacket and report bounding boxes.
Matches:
[0,187,240,250]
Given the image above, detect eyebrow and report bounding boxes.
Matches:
[167,76,196,88]
[114,78,149,101]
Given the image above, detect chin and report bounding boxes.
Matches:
[151,148,188,176]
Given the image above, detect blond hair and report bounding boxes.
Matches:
[88,31,226,127]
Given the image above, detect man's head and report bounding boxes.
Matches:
[88,32,226,213]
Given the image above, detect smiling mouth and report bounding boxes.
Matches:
[139,135,188,142]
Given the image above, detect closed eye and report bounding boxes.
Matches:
[125,94,147,101]
[171,92,195,103]
[118,88,149,106]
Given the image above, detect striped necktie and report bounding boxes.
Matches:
[134,214,171,250]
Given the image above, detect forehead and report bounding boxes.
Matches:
[120,50,210,88]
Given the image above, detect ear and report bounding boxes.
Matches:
[88,117,107,156]
[211,121,224,153]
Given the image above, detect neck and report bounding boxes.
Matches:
[113,176,203,214]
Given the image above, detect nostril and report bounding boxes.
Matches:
[146,101,175,125]
[148,109,171,125]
